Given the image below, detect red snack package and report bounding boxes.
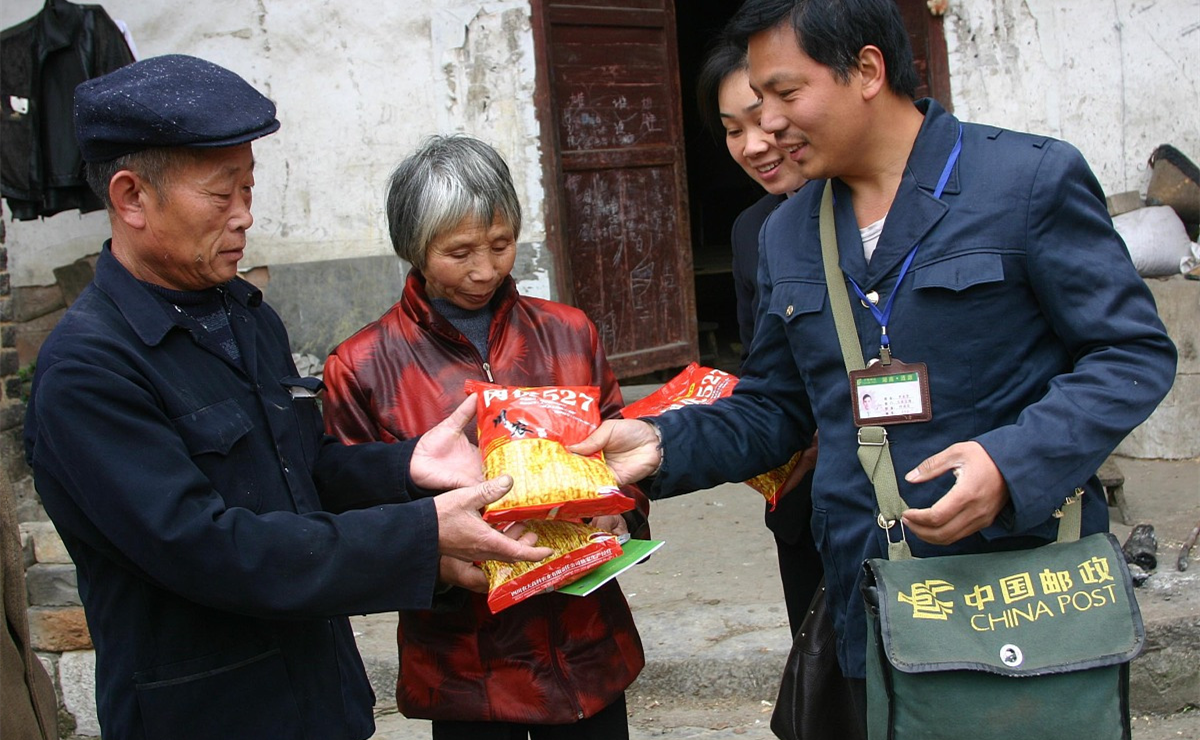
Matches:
[621,363,800,509]
[479,520,622,614]
[620,362,739,418]
[465,380,634,523]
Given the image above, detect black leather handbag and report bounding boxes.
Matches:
[771,580,865,740]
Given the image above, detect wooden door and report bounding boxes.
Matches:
[896,0,953,108]
[532,0,696,379]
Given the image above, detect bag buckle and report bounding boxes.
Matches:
[1053,487,1085,518]
[858,427,888,447]
[877,513,907,546]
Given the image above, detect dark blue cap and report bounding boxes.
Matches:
[74,54,280,162]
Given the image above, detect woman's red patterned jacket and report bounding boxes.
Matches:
[322,271,647,723]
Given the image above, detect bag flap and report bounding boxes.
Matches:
[863,533,1144,677]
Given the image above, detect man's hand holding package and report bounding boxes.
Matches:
[410,394,485,491]
[438,520,545,593]
[568,419,662,485]
[433,476,553,569]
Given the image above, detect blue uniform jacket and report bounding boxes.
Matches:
[652,100,1177,677]
[732,191,818,547]
[24,246,441,739]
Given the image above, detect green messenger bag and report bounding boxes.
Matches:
[861,494,1144,740]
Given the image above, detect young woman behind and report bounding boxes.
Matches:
[696,39,821,635]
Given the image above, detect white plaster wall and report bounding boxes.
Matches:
[945,0,1200,198]
[1,0,548,292]
[6,1,1196,293]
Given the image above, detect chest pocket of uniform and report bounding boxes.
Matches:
[911,252,1005,292]
[766,280,827,324]
[171,399,253,456]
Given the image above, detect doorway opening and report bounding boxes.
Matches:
[670,1,951,379]
[675,3,764,376]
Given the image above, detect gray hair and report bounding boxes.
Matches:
[85,147,202,209]
[386,134,522,269]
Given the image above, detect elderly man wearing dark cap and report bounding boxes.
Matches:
[23,54,552,740]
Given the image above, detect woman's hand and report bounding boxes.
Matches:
[589,514,629,538]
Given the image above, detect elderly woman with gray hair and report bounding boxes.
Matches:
[322,134,648,739]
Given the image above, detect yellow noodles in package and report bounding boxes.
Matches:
[465,380,635,523]
[746,451,804,504]
[480,520,622,613]
[620,363,801,509]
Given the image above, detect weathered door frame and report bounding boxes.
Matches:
[530,0,951,379]
[530,0,697,379]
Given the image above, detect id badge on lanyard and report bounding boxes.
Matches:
[848,126,962,428]
[850,358,931,426]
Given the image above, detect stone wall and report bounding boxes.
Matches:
[21,525,97,738]
[3,229,99,739]
[12,254,98,370]
[1117,275,1200,460]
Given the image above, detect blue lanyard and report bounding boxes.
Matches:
[848,124,963,358]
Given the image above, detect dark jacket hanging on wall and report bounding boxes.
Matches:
[1,0,133,220]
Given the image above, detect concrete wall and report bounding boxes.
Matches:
[944,0,1199,460]
[944,0,1200,198]
[1118,275,1200,460]
[1,0,552,299]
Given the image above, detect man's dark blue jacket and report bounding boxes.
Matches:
[25,246,440,740]
[652,99,1177,678]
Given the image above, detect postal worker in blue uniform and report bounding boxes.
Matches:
[572,0,1177,729]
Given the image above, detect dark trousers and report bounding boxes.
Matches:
[766,470,824,636]
[848,677,869,737]
[431,694,628,740]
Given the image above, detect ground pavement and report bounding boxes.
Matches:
[361,455,1199,739]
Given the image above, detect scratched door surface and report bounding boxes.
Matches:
[896,0,953,108]
[533,0,696,379]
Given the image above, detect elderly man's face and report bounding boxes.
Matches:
[134,144,255,291]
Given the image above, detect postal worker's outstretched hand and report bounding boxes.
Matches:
[568,419,662,485]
